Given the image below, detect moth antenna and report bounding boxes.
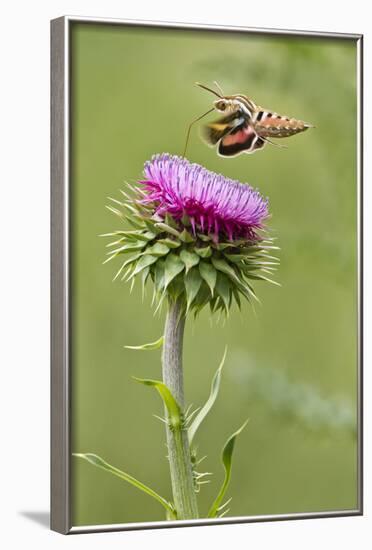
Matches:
[195,82,222,98]
[182,108,214,158]
[213,81,224,96]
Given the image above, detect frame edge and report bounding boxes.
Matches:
[51,16,70,535]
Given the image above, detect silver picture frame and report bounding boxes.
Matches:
[51,15,363,534]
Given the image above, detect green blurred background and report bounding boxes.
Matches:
[70,22,358,526]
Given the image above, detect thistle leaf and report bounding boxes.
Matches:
[105,205,125,219]
[244,273,281,286]
[73,453,176,518]
[112,252,143,280]
[179,229,195,243]
[154,258,166,291]
[223,253,252,263]
[133,377,182,431]
[211,257,242,287]
[127,254,158,280]
[207,420,249,518]
[113,230,155,242]
[164,213,179,229]
[188,348,227,446]
[195,246,212,258]
[215,273,231,312]
[215,242,233,251]
[126,216,145,230]
[141,265,151,288]
[143,242,170,257]
[232,287,242,310]
[199,261,217,295]
[157,238,181,249]
[125,335,164,351]
[106,242,145,258]
[163,253,185,289]
[197,234,212,242]
[180,249,200,272]
[154,222,181,238]
[184,268,202,312]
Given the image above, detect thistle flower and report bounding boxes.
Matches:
[104,154,279,314]
[141,154,269,242]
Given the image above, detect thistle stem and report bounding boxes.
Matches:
[162,297,198,519]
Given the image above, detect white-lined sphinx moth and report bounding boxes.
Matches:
[183,82,313,158]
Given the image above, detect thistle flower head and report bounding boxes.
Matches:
[141,154,269,242]
[103,154,279,315]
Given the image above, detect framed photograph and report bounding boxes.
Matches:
[51,16,363,534]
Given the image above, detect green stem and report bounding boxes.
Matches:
[162,297,198,519]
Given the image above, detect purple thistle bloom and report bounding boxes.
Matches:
[140,154,269,242]
[140,153,269,241]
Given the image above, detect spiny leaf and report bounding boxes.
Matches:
[215,242,233,251]
[184,267,202,312]
[207,420,249,518]
[179,229,195,243]
[120,201,138,215]
[215,273,231,312]
[233,270,261,304]
[126,216,145,230]
[112,252,143,280]
[164,213,179,229]
[141,266,151,289]
[100,231,129,237]
[107,230,155,242]
[127,254,158,280]
[163,253,185,289]
[211,257,242,288]
[105,205,125,219]
[73,453,176,518]
[154,258,166,292]
[244,272,281,286]
[125,335,164,351]
[223,253,252,263]
[192,282,212,317]
[154,222,181,238]
[143,242,170,257]
[133,378,182,431]
[237,281,259,305]
[195,246,212,258]
[232,287,242,310]
[157,238,181,249]
[180,249,200,272]
[199,261,217,296]
[104,242,145,263]
[188,347,227,446]
[197,234,212,242]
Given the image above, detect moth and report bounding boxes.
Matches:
[183,82,313,158]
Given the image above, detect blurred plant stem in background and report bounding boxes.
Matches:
[162,298,199,519]
[228,350,357,437]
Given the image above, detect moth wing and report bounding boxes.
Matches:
[218,122,266,157]
[201,114,243,146]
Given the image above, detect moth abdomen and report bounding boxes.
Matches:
[254,111,312,138]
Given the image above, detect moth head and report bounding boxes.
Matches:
[214,99,227,112]
[214,99,237,114]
